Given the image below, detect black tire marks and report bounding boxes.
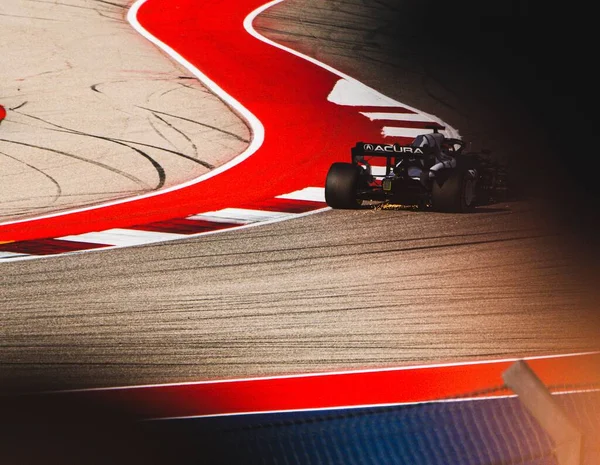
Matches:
[0,150,62,213]
[0,137,154,189]
[9,102,28,111]
[148,112,201,165]
[10,110,204,190]
[138,106,250,144]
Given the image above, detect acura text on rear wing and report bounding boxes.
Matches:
[354,142,424,155]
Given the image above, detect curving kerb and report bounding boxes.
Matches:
[0,0,456,254]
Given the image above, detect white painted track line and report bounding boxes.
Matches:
[360,112,437,122]
[0,251,29,259]
[383,127,450,138]
[59,229,187,246]
[189,208,297,224]
[276,187,325,202]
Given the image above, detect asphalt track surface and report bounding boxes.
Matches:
[1,0,599,392]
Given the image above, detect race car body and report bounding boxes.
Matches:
[325,128,507,212]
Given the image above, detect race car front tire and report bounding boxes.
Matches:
[325,162,364,209]
[432,167,477,213]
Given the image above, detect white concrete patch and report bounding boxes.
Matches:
[360,112,436,122]
[189,208,296,224]
[327,78,407,107]
[59,229,187,246]
[276,187,325,202]
[383,127,449,138]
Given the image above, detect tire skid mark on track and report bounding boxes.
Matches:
[148,112,201,163]
[8,102,27,111]
[0,137,153,189]
[138,106,251,144]
[1,0,250,225]
[11,110,169,189]
[14,109,213,170]
[0,149,63,206]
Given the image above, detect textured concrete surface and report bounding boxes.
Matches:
[0,0,249,223]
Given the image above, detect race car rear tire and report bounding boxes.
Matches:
[432,167,477,213]
[325,163,364,209]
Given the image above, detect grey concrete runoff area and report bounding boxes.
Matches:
[1,0,598,392]
[0,0,249,223]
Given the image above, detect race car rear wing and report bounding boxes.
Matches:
[351,142,426,160]
[351,136,465,163]
[350,125,446,162]
[351,142,424,175]
[351,142,426,174]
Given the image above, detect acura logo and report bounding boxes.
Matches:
[362,143,424,154]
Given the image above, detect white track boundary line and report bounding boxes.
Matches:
[59,351,600,392]
[53,351,600,420]
[152,394,524,421]
[151,387,600,421]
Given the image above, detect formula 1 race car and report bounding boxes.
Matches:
[325,128,507,212]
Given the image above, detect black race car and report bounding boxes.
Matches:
[325,128,507,212]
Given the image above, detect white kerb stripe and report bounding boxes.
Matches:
[327,78,409,108]
[189,208,296,224]
[277,187,325,202]
[382,127,448,138]
[186,214,247,225]
[0,251,30,259]
[59,229,187,246]
[360,112,436,122]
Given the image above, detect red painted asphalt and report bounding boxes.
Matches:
[0,0,418,243]
[51,353,600,419]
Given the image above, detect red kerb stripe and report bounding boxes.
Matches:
[128,218,240,235]
[0,239,108,255]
